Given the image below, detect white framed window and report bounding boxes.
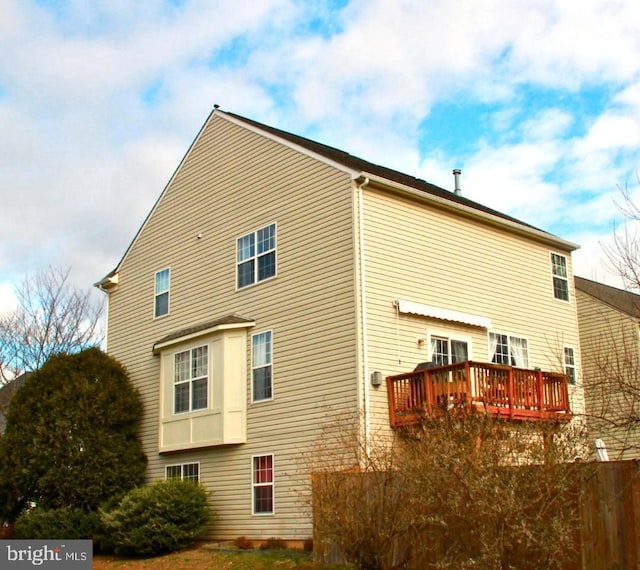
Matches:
[166,462,200,482]
[252,331,273,402]
[429,335,469,366]
[155,268,170,317]
[551,253,569,301]
[158,321,253,452]
[174,345,208,414]
[564,346,577,385]
[252,454,274,515]
[237,223,277,289]
[489,332,529,368]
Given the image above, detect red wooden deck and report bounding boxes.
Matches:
[386,361,571,428]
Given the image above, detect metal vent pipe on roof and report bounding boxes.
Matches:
[453,169,462,196]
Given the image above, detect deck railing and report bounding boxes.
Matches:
[386,361,571,428]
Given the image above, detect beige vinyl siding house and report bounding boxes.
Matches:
[361,183,584,432]
[100,113,359,539]
[97,108,585,541]
[575,276,640,459]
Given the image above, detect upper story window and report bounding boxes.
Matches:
[252,331,273,402]
[252,454,274,515]
[564,346,577,385]
[489,332,529,368]
[430,335,469,366]
[551,253,569,301]
[237,223,276,289]
[166,462,200,482]
[155,268,170,317]
[174,346,208,414]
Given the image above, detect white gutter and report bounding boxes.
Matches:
[361,172,580,252]
[102,290,110,351]
[355,175,371,456]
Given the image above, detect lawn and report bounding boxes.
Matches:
[93,543,352,570]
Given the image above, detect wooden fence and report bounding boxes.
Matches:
[313,460,640,569]
[580,460,640,569]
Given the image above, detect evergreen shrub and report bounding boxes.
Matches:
[15,507,102,541]
[101,479,210,556]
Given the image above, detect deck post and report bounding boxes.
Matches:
[425,370,433,417]
[536,369,544,420]
[465,361,472,412]
[508,367,515,419]
[386,376,395,427]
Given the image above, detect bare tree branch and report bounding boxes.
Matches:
[584,177,640,457]
[0,266,104,386]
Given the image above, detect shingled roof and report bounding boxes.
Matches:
[152,314,255,354]
[225,111,546,234]
[575,276,640,318]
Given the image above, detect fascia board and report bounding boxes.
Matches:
[218,112,358,177]
[361,172,580,252]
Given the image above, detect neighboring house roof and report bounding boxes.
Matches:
[575,276,640,318]
[0,372,30,434]
[96,107,579,288]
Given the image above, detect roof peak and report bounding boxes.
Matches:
[217,109,565,240]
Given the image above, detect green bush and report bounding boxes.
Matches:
[101,479,210,556]
[15,507,102,541]
[0,348,146,523]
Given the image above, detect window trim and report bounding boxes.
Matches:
[563,345,577,385]
[488,331,530,368]
[173,345,209,415]
[236,222,277,290]
[154,267,171,318]
[550,252,570,302]
[251,454,274,516]
[251,330,273,403]
[165,462,200,482]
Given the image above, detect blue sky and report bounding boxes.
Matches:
[1,0,639,312]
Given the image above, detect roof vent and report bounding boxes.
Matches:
[453,169,462,196]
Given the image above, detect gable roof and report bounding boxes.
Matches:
[575,276,640,318]
[97,107,579,288]
[224,111,539,231]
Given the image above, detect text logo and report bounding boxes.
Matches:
[1,540,91,569]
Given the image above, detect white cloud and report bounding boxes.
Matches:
[1,0,640,297]
[0,282,17,316]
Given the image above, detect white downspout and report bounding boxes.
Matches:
[356,175,371,456]
[94,283,113,352]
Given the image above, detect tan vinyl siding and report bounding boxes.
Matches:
[576,288,640,459]
[359,185,584,432]
[105,114,358,540]
[104,110,587,539]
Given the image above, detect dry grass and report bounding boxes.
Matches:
[93,543,351,570]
